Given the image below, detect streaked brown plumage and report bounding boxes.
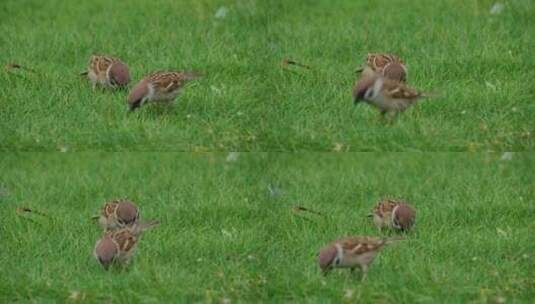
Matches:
[82,55,130,89]
[353,66,431,115]
[318,236,403,279]
[127,70,201,111]
[361,53,407,82]
[370,199,416,231]
[94,220,159,270]
[98,199,139,231]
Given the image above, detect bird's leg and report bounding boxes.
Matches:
[378,110,389,123]
[380,111,397,124]
[360,265,368,281]
[387,111,399,124]
[119,260,130,272]
[164,100,175,113]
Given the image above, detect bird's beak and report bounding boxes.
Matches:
[366,213,373,218]
[354,67,364,74]
[128,102,139,112]
[353,84,369,105]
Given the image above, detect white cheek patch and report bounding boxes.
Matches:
[364,87,373,99]
[391,205,401,229]
[146,83,155,102]
[334,243,344,265]
[105,65,113,86]
[371,78,384,99]
[140,97,148,106]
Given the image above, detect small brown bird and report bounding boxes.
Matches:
[98,199,139,231]
[94,220,159,270]
[369,199,416,231]
[81,55,130,90]
[353,66,433,115]
[356,53,407,82]
[318,236,403,279]
[127,70,201,111]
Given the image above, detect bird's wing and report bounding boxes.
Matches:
[339,237,384,254]
[102,202,117,218]
[90,55,115,74]
[113,230,137,252]
[149,71,185,93]
[373,200,397,215]
[383,80,421,100]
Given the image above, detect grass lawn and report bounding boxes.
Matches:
[1,0,534,151]
[1,153,533,302]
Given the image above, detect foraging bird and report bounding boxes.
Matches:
[127,71,201,111]
[317,236,403,279]
[353,66,433,115]
[94,220,159,270]
[369,199,416,231]
[81,55,130,90]
[356,53,407,82]
[98,199,139,231]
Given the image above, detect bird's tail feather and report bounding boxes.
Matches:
[382,236,405,245]
[419,91,440,98]
[282,58,311,69]
[181,71,203,80]
[135,219,160,233]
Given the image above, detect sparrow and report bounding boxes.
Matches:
[356,53,407,82]
[81,54,130,90]
[353,66,433,115]
[127,70,201,111]
[318,236,403,279]
[98,199,139,231]
[369,199,416,231]
[94,220,159,270]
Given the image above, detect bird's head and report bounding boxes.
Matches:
[94,236,118,270]
[116,201,139,226]
[382,62,407,82]
[109,61,131,88]
[127,80,149,111]
[353,67,378,104]
[318,245,338,274]
[393,204,416,231]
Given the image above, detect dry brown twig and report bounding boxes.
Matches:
[5,63,36,73]
[16,206,49,217]
[292,205,323,216]
[282,58,311,70]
